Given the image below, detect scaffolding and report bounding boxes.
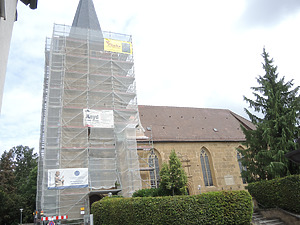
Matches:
[135,126,161,189]
[36,23,142,222]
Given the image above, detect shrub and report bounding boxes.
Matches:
[132,188,158,197]
[247,175,300,214]
[92,190,253,225]
[101,195,123,200]
[132,187,170,197]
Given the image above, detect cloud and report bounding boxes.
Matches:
[238,0,300,28]
[0,88,41,152]
[1,0,300,156]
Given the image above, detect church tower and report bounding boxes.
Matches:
[36,0,142,222]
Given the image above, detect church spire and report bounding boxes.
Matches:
[72,0,102,31]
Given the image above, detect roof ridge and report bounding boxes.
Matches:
[230,111,255,130]
[139,105,228,111]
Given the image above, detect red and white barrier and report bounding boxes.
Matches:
[41,215,68,221]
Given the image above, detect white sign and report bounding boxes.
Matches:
[83,109,114,128]
[224,175,235,185]
[48,168,88,189]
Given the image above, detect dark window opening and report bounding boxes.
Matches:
[200,149,213,186]
[237,151,247,184]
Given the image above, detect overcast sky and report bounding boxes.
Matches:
[0,0,300,154]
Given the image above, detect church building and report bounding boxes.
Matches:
[36,0,254,223]
[137,105,255,195]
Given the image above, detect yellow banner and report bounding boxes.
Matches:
[104,38,132,54]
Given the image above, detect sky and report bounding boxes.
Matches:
[1,0,300,154]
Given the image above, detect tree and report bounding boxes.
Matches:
[239,48,300,182]
[0,150,19,225]
[0,145,38,224]
[13,145,38,187]
[18,165,38,223]
[159,150,188,196]
[0,149,16,193]
[0,189,19,225]
[14,146,38,224]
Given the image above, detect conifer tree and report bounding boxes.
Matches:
[239,48,300,182]
[159,150,187,196]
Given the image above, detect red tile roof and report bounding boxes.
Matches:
[138,105,255,142]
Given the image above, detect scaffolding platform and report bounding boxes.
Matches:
[36,23,142,222]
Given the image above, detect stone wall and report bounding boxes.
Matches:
[139,141,247,195]
[260,209,300,225]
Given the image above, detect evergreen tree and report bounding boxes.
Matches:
[239,48,300,182]
[159,163,171,194]
[159,150,188,196]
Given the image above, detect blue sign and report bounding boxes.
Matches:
[48,221,55,225]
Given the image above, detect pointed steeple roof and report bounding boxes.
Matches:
[72,0,102,31]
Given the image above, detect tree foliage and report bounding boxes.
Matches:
[239,48,300,182]
[159,150,188,196]
[0,149,15,193]
[0,145,37,225]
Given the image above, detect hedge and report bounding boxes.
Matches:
[247,175,300,214]
[91,190,253,225]
[132,187,170,197]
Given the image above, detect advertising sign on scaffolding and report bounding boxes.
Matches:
[83,109,114,128]
[48,168,88,189]
[104,38,132,54]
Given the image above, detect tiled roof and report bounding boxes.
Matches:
[138,105,255,142]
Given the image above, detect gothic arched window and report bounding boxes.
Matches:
[200,149,213,186]
[237,150,247,184]
[149,152,160,188]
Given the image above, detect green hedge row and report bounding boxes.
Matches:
[132,187,171,197]
[91,190,253,225]
[247,175,300,214]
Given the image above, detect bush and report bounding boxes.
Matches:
[101,195,123,200]
[132,188,158,197]
[247,175,300,214]
[92,190,253,225]
[132,187,171,197]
